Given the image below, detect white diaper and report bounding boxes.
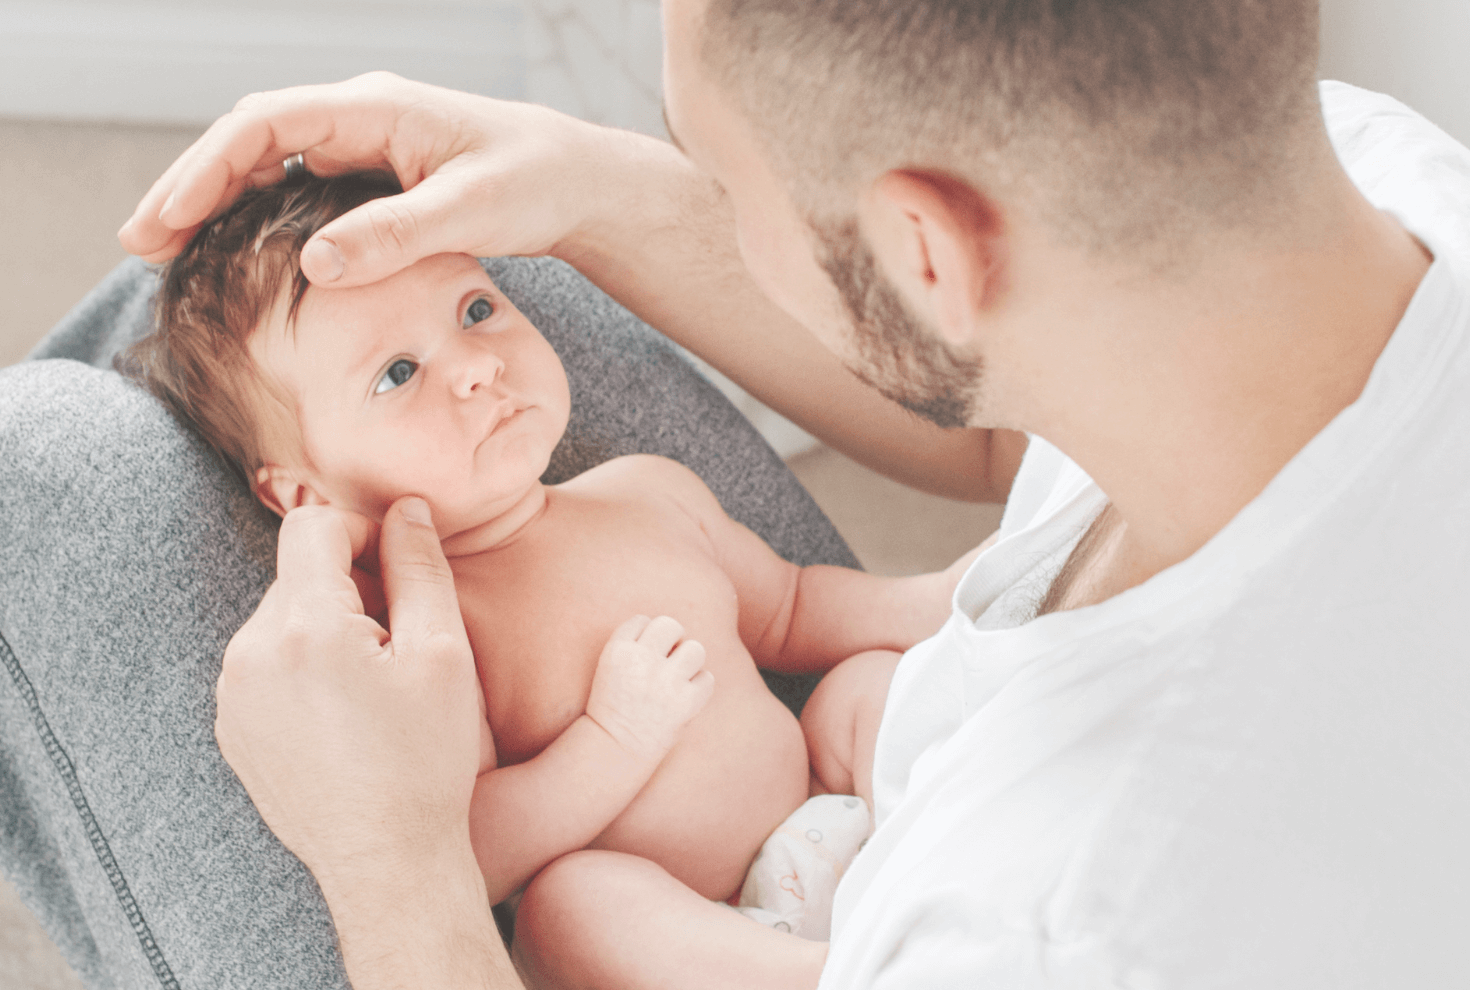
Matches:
[733,793,871,941]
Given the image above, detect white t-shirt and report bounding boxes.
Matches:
[821,82,1470,989]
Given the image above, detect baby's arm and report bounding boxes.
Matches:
[639,456,976,674]
[731,538,965,675]
[469,615,713,905]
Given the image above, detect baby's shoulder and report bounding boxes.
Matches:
[565,454,722,517]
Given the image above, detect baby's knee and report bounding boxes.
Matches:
[515,851,616,986]
[801,650,901,737]
[515,850,684,989]
[801,650,901,797]
[518,850,615,933]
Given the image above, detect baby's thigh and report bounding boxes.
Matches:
[800,650,901,809]
[515,850,824,990]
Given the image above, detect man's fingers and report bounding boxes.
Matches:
[303,170,492,287]
[118,121,225,255]
[379,497,470,660]
[119,74,404,259]
[275,507,376,612]
[351,565,389,627]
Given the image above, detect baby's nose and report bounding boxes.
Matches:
[452,349,505,398]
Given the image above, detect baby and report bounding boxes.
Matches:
[123,173,965,939]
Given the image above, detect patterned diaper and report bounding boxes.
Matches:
[734,793,871,940]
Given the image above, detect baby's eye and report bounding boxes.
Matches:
[463,296,494,329]
[373,358,418,395]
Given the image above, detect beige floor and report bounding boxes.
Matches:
[0,117,999,987]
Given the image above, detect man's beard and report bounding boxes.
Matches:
[811,217,983,429]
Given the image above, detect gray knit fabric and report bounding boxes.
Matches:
[1,256,856,989]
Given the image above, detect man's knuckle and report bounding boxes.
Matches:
[357,69,403,91]
[272,608,325,658]
[231,89,279,116]
[414,628,471,666]
[368,200,420,256]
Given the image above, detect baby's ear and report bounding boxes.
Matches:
[253,464,330,519]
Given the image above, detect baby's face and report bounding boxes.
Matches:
[254,253,571,537]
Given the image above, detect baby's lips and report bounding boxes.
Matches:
[482,402,524,439]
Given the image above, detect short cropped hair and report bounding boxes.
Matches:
[702,0,1322,255]
[120,173,401,483]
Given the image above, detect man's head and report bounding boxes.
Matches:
[125,175,571,537]
[662,0,1326,428]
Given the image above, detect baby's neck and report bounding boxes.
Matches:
[439,482,551,559]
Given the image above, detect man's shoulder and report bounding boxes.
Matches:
[1322,81,1470,277]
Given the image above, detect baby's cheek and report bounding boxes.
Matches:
[334,461,422,523]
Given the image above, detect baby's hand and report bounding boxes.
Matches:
[585,615,715,764]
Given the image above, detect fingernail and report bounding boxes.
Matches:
[399,497,432,526]
[303,237,344,282]
[158,192,177,224]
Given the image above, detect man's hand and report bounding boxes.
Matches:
[584,615,715,764]
[117,71,629,288]
[215,496,482,895]
[216,497,520,989]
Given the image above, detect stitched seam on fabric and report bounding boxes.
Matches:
[0,631,181,990]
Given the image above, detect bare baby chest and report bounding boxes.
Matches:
[453,484,809,899]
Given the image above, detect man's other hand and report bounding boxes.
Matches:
[117,72,619,289]
[214,496,483,899]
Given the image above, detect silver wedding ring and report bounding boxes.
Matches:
[282,152,308,184]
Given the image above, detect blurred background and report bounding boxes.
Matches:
[1,1,1466,987]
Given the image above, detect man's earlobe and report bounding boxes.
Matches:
[865,169,1005,349]
[253,465,329,519]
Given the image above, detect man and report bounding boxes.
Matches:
[116,0,1470,987]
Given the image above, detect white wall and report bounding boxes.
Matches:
[0,1,524,125]
[1319,0,1470,146]
[522,0,665,138]
[0,0,675,135]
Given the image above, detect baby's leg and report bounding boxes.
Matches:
[801,649,901,811]
[515,849,826,990]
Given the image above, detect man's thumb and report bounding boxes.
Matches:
[301,176,473,288]
[379,497,468,656]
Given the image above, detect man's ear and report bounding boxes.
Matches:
[253,464,330,519]
[860,169,1006,349]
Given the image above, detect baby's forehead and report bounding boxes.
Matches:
[261,253,498,369]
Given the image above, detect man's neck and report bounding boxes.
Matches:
[1014,167,1432,604]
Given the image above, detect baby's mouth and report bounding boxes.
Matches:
[483,402,525,439]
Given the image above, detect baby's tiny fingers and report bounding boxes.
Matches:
[638,615,686,656]
[608,614,652,644]
[688,670,716,711]
[668,639,708,677]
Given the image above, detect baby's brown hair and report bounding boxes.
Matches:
[119,172,402,484]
